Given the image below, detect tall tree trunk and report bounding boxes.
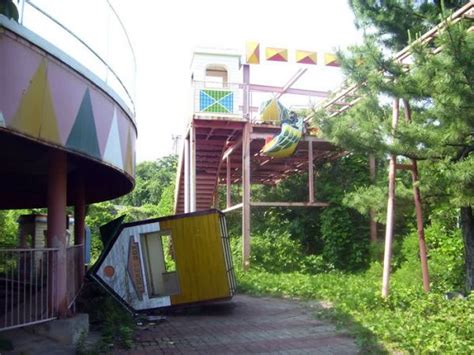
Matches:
[461,206,474,292]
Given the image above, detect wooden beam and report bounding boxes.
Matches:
[226,156,231,209]
[248,83,330,98]
[275,68,308,100]
[369,154,377,243]
[250,201,329,207]
[403,99,430,293]
[223,203,243,214]
[222,138,243,161]
[395,163,414,171]
[184,137,190,213]
[190,123,197,212]
[308,140,314,203]
[382,98,399,298]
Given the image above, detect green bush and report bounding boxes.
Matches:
[396,221,465,293]
[250,230,303,273]
[320,206,370,271]
[230,231,333,274]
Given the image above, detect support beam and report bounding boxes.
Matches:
[369,154,377,243]
[403,99,430,293]
[248,84,330,98]
[382,98,399,298]
[222,138,243,161]
[251,201,329,207]
[226,156,231,209]
[184,137,190,213]
[308,140,315,203]
[243,64,250,119]
[395,163,414,171]
[223,203,243,214]
[275,68,307,100]
[47,149,68,318]
[190,124,196,212]
[242,122,251,270]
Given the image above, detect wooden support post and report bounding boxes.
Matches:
[47,149,68,318]
[382,98,399,298]
[190,124,196,212]
[242,122,251,270]
[403,99,430,292]
[308,140,315,203]
[369,154,377,242]
[226,156,231,209]
[184,137,190,213]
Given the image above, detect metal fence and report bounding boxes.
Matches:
[0,248,58,331]
[193,81,319,122]
[66,245,83,308]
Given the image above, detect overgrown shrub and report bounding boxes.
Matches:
[230,231,333,274]
[320,206,370,271]
[395,221,465,293]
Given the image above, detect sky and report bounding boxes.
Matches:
[23,0,362,162]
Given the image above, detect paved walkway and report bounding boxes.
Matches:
[118,294,358,354]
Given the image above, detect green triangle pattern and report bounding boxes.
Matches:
[204,102,228,113]
[66,89,101,159]
[203,90,230,100]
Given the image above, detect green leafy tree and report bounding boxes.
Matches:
[118,155,177,207]
[314,1,473,290]
[0,0,19,21]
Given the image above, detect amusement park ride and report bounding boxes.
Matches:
[174,1,474,296]
[174,44,346,271]
[1,0,472,332]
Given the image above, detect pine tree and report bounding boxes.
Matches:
[314,1,474,290]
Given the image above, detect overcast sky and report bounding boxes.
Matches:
[25,0,362,162]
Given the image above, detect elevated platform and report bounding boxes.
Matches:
[174,115,342,214]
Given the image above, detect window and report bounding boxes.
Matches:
[205,65,228,88]
[140,231,179,297]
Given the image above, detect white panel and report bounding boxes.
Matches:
[97,221,172,310]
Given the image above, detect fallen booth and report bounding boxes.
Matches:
[90,209,236,312]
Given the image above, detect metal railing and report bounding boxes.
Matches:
[0,248,58,331]
[192,81,321,122]
[66,244,83,308]
[17,0,136,115]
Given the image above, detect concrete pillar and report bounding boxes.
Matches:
[47,149,68,318]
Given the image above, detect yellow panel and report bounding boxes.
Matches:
[246,41,260,64]
[324,53,340,67]
[296,50,317,65]
[160,212,230,305]
[11,59,60,144]
[265,47,288,62]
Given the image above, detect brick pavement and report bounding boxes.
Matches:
[116,294,358,354]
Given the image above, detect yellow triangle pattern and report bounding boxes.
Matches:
[296,50,317,64]
[11,59,61,144]
[265,47,288,62]
[246,41,260,64]
[324,53,340,67]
